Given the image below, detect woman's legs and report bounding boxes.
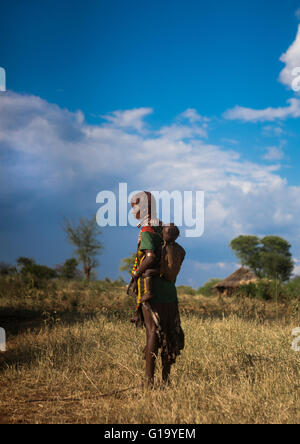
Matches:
[161,353,171,383]
[142,305,159,385]
[142,302,182,386]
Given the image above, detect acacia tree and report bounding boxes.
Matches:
[119,252,136,276]
[229,235,262,276]
[229,235,294,281]
[260,236,294,282]
[63,217,102,280]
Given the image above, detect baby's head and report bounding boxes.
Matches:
[162,223,180,243]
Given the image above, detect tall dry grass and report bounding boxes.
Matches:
[0,291,299,423]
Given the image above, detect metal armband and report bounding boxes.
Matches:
[146,251,156,258]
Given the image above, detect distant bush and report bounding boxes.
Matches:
[21,264,57,280]
[235,279,286,301]
[177,285,197,295]
[55,258,82,280]
[98,277,126,289]
[16,256,57,288]
[197,279,221,297]
[255,279,274,301]
[282,276,300,300]
[21,267,57,289]
[235,282,257,299]
[0,261,16,276]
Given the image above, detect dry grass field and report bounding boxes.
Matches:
[0,279,299,424]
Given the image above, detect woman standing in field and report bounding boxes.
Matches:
[129,191,185,387]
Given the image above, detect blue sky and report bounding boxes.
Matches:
[1,0,300,286]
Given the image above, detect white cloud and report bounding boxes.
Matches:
[263,146,284,161]
[157,108,209,140]
[293,258,300,276]
[221,138,239,145]
[262,125,285,136]
[192,260,237,271]
[179,108,210,123]
[224,25,300,123]
[100,107,153,132]
[295,8,300,21]
[279,24,300,91]
[223,98,300,122]
[157,123,207,140]
[2,91,300,249]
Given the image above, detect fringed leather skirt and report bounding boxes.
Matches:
[142,302,184,365]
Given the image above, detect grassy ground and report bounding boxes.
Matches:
[0,279,299,424]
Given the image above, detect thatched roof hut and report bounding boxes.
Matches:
[213,267,257,296]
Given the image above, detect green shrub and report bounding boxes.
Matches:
[254,279,282,301]
[197,278,221,296]
[282,277,300,300]
[55,258,82,280]
[236,282,257,298]
[0,262,17,276]
[177,285,197,295]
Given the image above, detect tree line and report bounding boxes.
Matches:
[0,216,102,282]
[0,215,296,287]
